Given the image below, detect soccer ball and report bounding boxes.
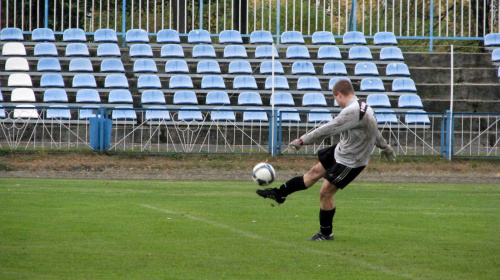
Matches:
[252,162,275,186]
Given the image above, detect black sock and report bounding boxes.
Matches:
[319,208,336,236]
[277,176,307,197]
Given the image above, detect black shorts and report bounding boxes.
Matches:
[317,145,365,189]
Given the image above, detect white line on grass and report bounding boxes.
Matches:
[139,204,419,280]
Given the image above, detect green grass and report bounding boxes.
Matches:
[0,179,498,280]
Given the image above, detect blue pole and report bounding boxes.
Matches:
[348,0,357,31]
[276,0,280,45]
[199,0,203,29]
[429,0,434,52]
[122,0,127,47]
[44,0,49,28]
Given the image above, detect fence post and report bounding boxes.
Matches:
[272,109,279,156]
[445,110,455,160]
[348,0,357,31]
[122,0,127,47]
[429,0,434,52]
[276,0,280,45]
[199,0,203,29]
[44,0,49,28]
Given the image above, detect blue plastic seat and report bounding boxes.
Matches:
[73,74,97,88]
[192,45,216,58]
[243,108,268,122]
[0,91,3,102]
[173,91,198,105]
[197,60,221,74]
[141,90,166,104]
[188,29,211,44]
[37,58,61,72]
[63,28,86,42]
[169,75,193,89]
[348,46,372,60]
[250,30,273,44]
[238,92,262,105]
[69,58,93,72]
[297,76,322,90]
[97,43,121,57]
[165,59,190,73]
[265,77,290,90]
[323,62,347,75]
[46,105,72,119]
[374,32,398,45]
[66,43,89,56]
[386,63,410,76]
[366,94,391,108]
[279,108,301,122]
[104,74,129,88]
[360,78,385,92]
[302,93,327,107]
[126,29,149,43]
[34,43,58,56]
[405,110,430,125]
[76,89,101,103]
[292,61,316,75]
[492,48,500,62]
[157,29,180,43]
[233,76,258,89]
[312,31,335,44]
[286,45,310,59]
[134,59,158,73]
[375,109,399,124]
[317,46,342,59]
[137,75,162,89]
[40,74,64,88]
[392,78,417,92]
[112,106,137,120]
[206,91,230,105]
[94,29,118,43]
[281,31,305,44]
[343,31,366,45]
[219,30,243,44]
[79,106,99,119]
[211,107,236,122]
[145,106,171,121]
[380,47,404,61]
[0,106,5,119]
[32,28,55,42]
[201,75,226,89]
[223,45,247,58]
[177,107,203,121]
[355,62,379,76]
[308,109,333,123]
[260,61,284,75]
[109,90,133,104]
[228,60,252,74]
[484,33,500,47]
[398,94,424,108]
[43,89,68,103]
[129,44,153,57]
[271,92,295,106]
[101,59,125,72]
[255,45,279,58]
[1,27,24,41]
[161,44,184,58]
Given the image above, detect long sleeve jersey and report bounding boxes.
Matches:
[300,97,388,168]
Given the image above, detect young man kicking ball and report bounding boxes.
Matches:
[257,80,396,241]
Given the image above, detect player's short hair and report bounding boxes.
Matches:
[332,79,354,96]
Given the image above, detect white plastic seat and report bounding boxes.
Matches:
[8,73,32,87]
[5,57,29,71]
[14,105,39,119]
[11,88,36,102]
[2,42,26,56]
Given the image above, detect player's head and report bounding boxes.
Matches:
[332,80,355,108]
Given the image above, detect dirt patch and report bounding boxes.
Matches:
[0,152,498,184]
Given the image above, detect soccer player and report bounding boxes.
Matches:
[257,80,396,241]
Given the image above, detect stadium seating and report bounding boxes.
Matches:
[250,30,273,44]
[348,46,373,60]
[286,45,310,59]
[14,105,39,119]
[360,78,385,91]
[145,107,171,121]
[109,90,133,104]
[260,61,284,75]
[292,61,316,75]
[491,48,500,62]
[173,90,198,105]
[392,78,417,92]
[302,92,327,107]
[165,60,190,74]
[297,76,322,90]
[386,63,411,76]
[137,75,162,89]
[197,60,221,74]
[328,77,351,90]
[224,45,248,58]
[375,109,399,124]
[211,107,236,121]
[157,29,181,43]
[312,31,336,44]
[265,77,290,90]
[129,44,153,57]
[281,31,305,44]
[354,62,379,76]
[3,42,26,56]
[134,59,158,73]
[69,58,93,72]
[101,59,125,72]
[141,90,166,104]
[308,109,333,123]
[32,28,55,42]
[40,74,64,87]
[5,57,29,71]
[255,45,279,58]
[126,29,149,43]
[228,60,253,74]
[161,44,184,58]
[374,31,398,45]
[323,62,347,75]
[484,33,500,47]
[234,76,258,89]
[317,46,342,59]
[366,94,391,108]
[94,28,118,43]
[63,28,86,42]
[104,74,129,88]
[97,44,121,57]
[238,92,263,105]
[112,106,137,120]
[66,43,90,57]
[343,31,366,45]
[72,74,97,88]
[11,88,36,102]
[271,92,295,106]
[34,43,58,56]
[8,73,32,86]
[1,27,24,41]
[76,89,101,103]
[379,47,404,61]
[219,30,243,44]
[206,91,230,105]
[405,110,430,124]
[398,94,424,108]
[243,108,268,122]
[192,45,216,58]
[46,105,72,119]
[188,29,211,44]
[177,107,203,121]
[278,108,301,122]
[201,75,226,89]
[79,106,99,119]
[169,75,193,89]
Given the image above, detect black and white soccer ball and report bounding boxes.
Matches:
[252,162,275,186]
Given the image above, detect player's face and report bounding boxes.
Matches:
[334,91,347,108]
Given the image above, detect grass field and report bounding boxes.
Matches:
[0,178,498,280]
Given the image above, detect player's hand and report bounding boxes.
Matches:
[289,138,303,151]
[380,145,396,162]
